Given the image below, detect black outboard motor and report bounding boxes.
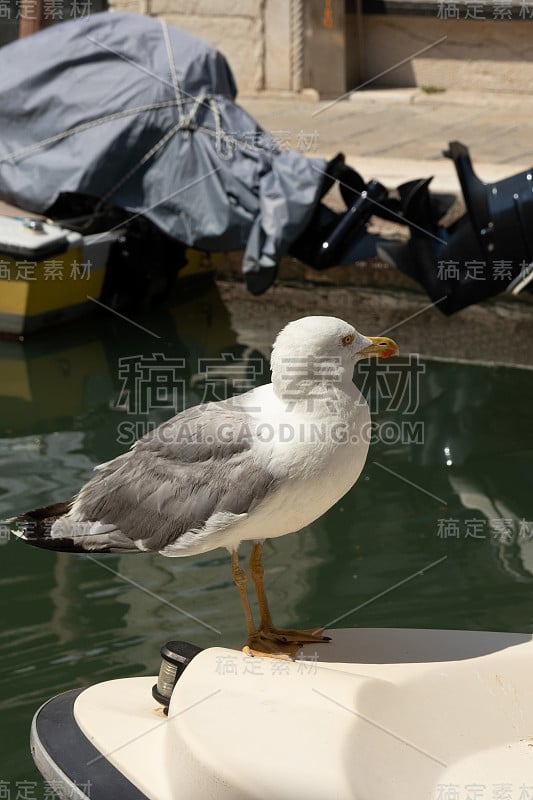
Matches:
[378,141,533,314]
[286,153,388,278]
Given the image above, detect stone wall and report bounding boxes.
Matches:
[107,0,295,93]
[106,0,533,95]
[360,15,533,94]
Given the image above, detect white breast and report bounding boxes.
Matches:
[160,382,371,556]
[233,383,371,543]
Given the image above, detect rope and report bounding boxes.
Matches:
[161,19,185,123]
[290,0,305,93]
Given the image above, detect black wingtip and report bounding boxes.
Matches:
[12,500,74,549]
[15,500,72,524]
[16,533,89,553]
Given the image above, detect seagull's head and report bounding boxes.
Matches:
[271,316,398,399]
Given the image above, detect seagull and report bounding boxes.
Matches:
[13,316,398,657]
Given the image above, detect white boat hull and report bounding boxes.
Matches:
[31,628,533,800]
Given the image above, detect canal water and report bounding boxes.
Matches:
[1,282,532,788]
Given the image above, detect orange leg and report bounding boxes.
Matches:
[248,541,331,646]
[231,551,293,659]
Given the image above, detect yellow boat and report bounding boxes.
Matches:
[0,202,217,337]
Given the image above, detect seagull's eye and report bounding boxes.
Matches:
[342,335,354,346]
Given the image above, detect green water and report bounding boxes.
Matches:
[1,283,533,787]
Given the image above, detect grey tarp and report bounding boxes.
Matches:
[0,12,326,282]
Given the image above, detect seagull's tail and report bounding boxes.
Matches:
[10,501,138,554]
[10,500,85,552]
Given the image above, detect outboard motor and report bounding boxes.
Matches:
[378,141,533,314]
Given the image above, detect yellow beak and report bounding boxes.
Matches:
[356,336,399,359]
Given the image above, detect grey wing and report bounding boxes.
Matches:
[67,399,277,552]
